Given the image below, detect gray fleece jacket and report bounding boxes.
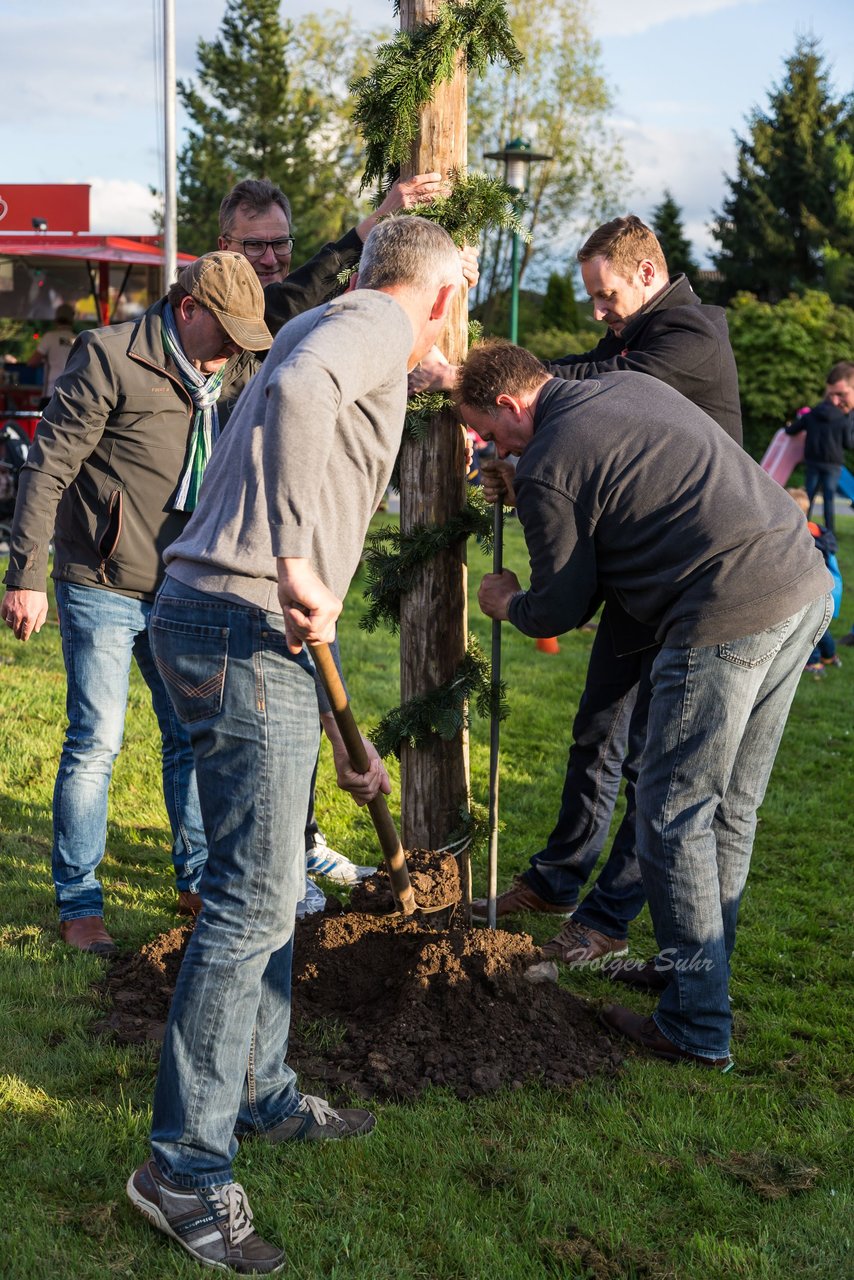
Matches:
[508,376,831,648]
[163,290,413,608]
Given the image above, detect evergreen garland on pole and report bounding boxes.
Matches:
[351,1,524,775]
[370,636,508,759]
[361,490,495,635]
[403,170,530,245]
[353,0,523,192]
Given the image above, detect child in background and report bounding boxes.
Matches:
[787,487,843,678]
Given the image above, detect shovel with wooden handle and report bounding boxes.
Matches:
[309,641,416,917]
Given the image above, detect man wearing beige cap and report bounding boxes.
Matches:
[1,251,271,955]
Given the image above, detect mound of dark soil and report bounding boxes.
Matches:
[289,911,623,1099]
[96,924,191,1045]
[348,848,461,915]
[95,855,624,1098]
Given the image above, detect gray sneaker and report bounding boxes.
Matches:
[127,1158,285,1273]
[295,874,326,918]
[261,1093,375,1143]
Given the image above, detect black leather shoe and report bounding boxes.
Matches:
[600,1004,733,1070]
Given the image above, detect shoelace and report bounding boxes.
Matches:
[298,1093,342,1127]
[556,921,590,949]
[216,1182,255,1245]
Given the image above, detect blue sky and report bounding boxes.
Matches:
[2,0,852,266]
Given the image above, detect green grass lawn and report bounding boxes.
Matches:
[1,511,852,1279]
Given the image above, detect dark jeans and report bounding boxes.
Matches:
[523,621,654,939]
[806,464,841,536]
[809,629,836,665]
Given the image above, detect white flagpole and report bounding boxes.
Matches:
[163,0,177,293]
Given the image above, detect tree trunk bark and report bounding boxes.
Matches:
[398,0,469,849]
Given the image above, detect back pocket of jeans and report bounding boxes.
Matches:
[150,618,229,723]
[717,617,791,670]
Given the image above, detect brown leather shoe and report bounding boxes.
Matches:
[177,891,203,917]
[600,1004,733,1070]
[541,917,628,965]
[608,956,671,992]
[471,876,574,922]
[59,915,117,957]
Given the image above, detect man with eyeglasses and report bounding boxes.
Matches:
[217,173,476,899]
[218,172,473,334]
[218,180,298,291]
[0,253,272,955]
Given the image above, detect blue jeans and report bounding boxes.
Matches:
[637,594,831,1061]
[148,578,320,1187]
[523,622,652,938]
[53,581,207,920]
[806,464,841,536]
[809,629,836,665]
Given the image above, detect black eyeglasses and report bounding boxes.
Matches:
[225,236,295,262]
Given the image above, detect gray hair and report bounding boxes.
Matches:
[358,215,462,294]
[219,179,292,238]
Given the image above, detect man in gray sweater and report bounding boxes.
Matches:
[126,216,463,1274]
[458,340,830,1072]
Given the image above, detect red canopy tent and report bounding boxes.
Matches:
[0,234,196,433]
[0,234,196,325]
[0,186,197,434]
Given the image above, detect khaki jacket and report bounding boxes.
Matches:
[4,300,257,600]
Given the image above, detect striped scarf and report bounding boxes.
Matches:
[162,302,228,512]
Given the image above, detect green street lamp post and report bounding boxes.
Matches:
[484,137,552,343]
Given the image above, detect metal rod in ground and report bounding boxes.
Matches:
[486,499,504,929]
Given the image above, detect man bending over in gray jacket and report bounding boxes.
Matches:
[459,339,830,1072]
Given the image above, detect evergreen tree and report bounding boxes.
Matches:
[540,268,578,330]
[650,190,699,279]
[710,37,846,302]
[176,0,374,258]
[823,103,854,306]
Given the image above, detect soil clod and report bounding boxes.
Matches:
[349,847,462,914]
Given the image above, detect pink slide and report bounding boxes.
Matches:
[760,429,805,486]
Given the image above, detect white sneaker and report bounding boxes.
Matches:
[305,834,376,885]
[295,875,326,918]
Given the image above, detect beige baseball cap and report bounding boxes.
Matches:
[178,251,273,351]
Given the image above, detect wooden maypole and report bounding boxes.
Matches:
[398,0,470,849]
